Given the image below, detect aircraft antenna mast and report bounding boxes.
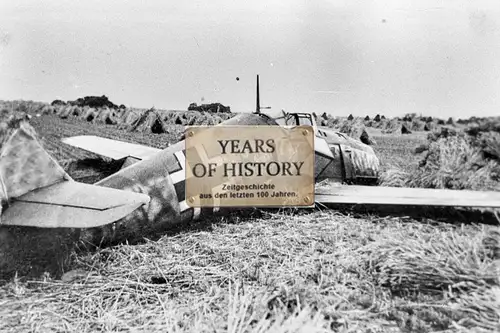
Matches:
[255,74,271,114]
[255,74,260,114]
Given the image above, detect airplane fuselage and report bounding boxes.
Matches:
[73,112,378,247]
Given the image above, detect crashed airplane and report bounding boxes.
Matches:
[3,111,500,234]
[1,78,500,276]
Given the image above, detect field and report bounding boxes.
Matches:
[1,101,500,333]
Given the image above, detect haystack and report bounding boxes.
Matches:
[219,113,233,121]
[369,118,388,129]
[331,118,374,144]
[383,118,400,133]
[347,114,354,121]
[381,121,500,191]
[162,112,175,124]
[401,123,412,134]
[58,106,73,119]
[195,113,207,125]
[187,111,201,119]
[213,115,223,125]
[360,129,374,145]
[174,116,184,125]
[129,108,168,134]
[336,118,362,136]
[186,115,197,126]
[76,106,89,120]
[364,119,374,128]
[71,106,81,117]
[120,108,144,126]
[96,107,118,125]
[83,108,99,122]
[41,105,54,115]
[53,104,65,115]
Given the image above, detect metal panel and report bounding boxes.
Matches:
[62,135,161,160]
[316,184,500,208]
[2,200,148,228]
[14,180,150,210]
[2,180,150,228]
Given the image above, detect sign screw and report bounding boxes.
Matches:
[188,131,194,137]
[304,196,310,203]
[302,129,308,136]
[188,197,195,203]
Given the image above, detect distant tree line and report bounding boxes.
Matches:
[51,95,125,110]
[188,102,231,113]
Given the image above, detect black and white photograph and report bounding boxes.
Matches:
[1,1,500,332]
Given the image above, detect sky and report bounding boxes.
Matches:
[0,0,499,118]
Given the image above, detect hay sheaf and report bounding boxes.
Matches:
[44,102,237,134]
[95,107,119,125]
[366,117,444,134]
[323,118,374,145]
[380,120,500,191]
[46,104,239,132]
[327,116,431,140]
[379,118,401,134]
[128,108,168,134]
[120,108,144,126]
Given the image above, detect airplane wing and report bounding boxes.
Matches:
[1,180,151,228]
[62,135,161,161]
[315,183,500,208]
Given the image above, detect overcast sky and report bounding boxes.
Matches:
[1,0,499,118]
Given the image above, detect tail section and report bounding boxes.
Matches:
[0,112,150,228]
[0,116,69,201]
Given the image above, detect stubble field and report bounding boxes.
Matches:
[0,106,499,333]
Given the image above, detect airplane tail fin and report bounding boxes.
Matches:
[0,112,150,228]
[0,113,69,202]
